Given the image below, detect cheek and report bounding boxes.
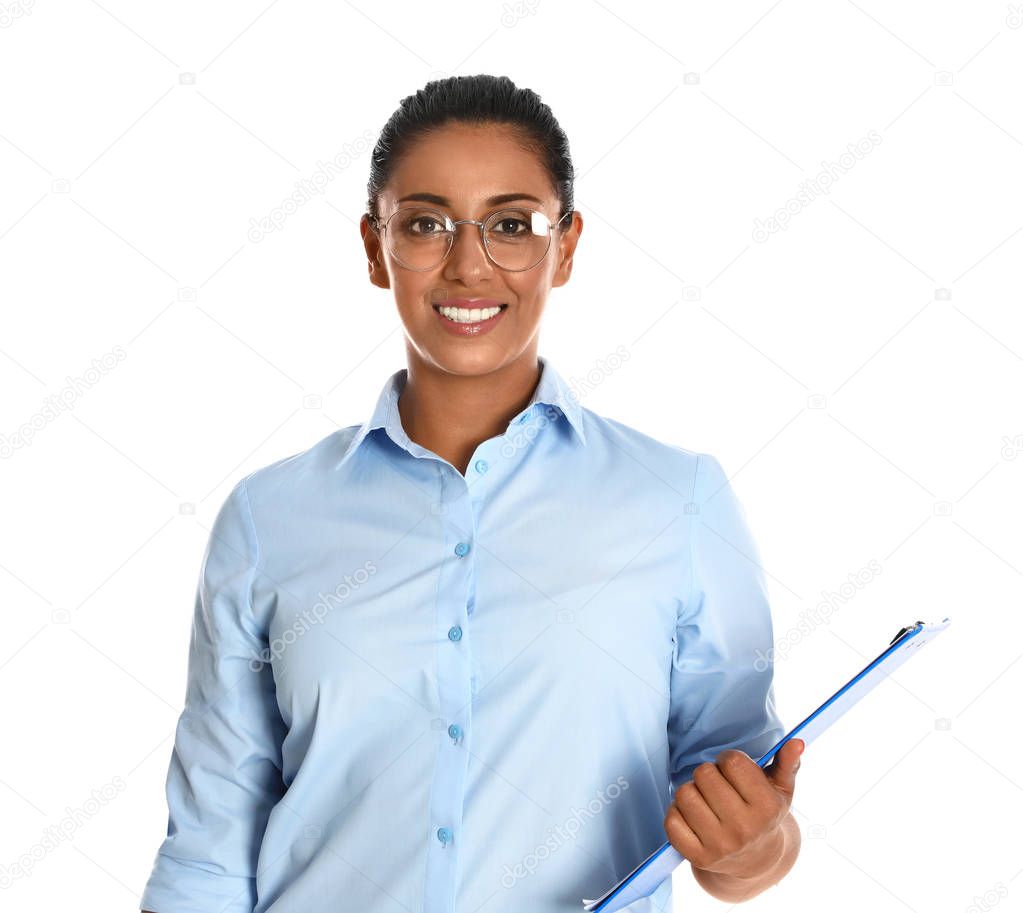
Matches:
[510,291,547,323]
[391,273,439,312]
[505,273,550,310]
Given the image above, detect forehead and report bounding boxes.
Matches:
[384,122,556,212]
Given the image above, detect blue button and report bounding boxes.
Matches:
[437,826,452,845]
[447,625,462,642]
[454,541,470,557]
[474,459,489,474]
[447,724,462,741]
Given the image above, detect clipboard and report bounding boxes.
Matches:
[582,617,952,912]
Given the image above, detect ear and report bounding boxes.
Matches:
[361,214,391,291]
[551,211,582,289]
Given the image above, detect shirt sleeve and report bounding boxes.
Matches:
[607,454,787,913]
[141,480,287,913]
[668,451,785,788]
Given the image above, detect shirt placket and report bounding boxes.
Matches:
[422,446,494,913]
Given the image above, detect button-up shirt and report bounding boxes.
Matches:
[140,355,785,913]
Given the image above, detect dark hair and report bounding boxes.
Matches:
[366,74,574,226]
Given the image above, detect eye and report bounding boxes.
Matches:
[490,217,529,236]
[408,216,445,235]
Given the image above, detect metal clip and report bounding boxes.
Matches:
[889,620,925,645]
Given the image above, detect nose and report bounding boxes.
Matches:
[443,221,494,284]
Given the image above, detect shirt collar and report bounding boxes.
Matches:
[336,355,586,469]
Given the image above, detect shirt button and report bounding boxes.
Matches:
[447,625,463,642]
[437,826,453,845]
[447,724,463,742]
[454,541,470,557]
[474,458,489,474]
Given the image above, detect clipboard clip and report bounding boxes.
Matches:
[889,621,926,645]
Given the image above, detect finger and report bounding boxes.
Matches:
[691,761,748,823]
[671,781,720,845]
[663,803,703,859]
[765,738,804,800]
[713,749,769,805]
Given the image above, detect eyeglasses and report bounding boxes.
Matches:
[369,206,574,272]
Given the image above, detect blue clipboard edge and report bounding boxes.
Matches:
[585,617,952,912]
[754,616,950,766]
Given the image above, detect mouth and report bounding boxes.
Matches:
[432,301,509,325]
[431,299,509,336]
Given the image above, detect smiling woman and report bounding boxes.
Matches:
[357,76,584,472]
[139,74,798,913]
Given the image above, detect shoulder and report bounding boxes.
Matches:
[577,407,723,499]
[231,426,360,512]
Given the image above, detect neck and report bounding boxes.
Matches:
[397,348,542,476]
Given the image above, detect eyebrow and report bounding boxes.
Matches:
[396,192,546,207]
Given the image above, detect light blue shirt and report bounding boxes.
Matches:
[141,355,785,913]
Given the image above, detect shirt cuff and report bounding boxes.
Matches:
[140,853,257,913]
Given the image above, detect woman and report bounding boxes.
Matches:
[141,74,803,913]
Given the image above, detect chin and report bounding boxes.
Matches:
[436,346,510,374]
[406,340,511,377]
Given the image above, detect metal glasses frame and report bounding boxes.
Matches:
[368,206,575,272]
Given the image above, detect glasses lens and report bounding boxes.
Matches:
[484,209,553,270]
[385,208,451,270]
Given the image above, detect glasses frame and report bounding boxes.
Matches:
[369,206,574,272]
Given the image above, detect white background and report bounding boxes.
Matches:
[1,1,1020,911]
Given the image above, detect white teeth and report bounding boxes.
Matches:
[437,305,503,323]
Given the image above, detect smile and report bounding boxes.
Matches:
[432,302,508,337]
[434,304,507,323]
